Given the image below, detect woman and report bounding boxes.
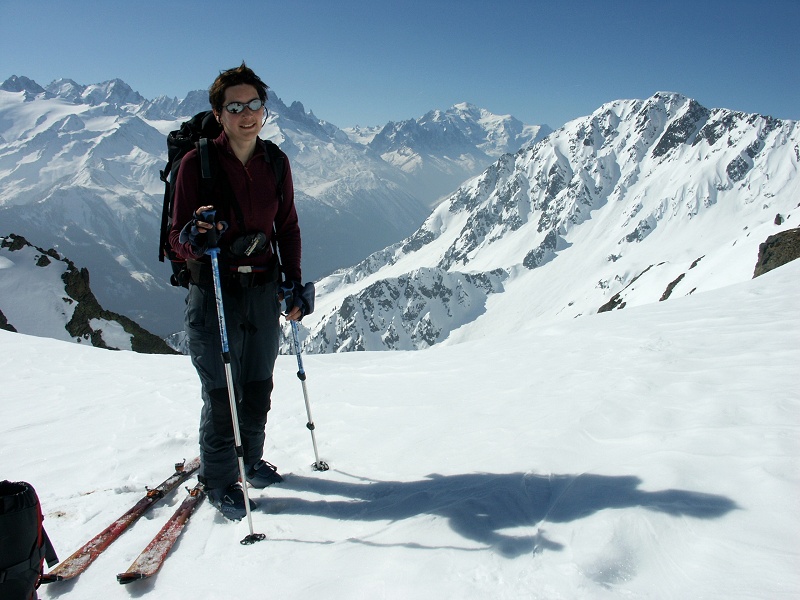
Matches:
[169,62,304,520]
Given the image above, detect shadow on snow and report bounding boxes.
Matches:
[270,471,738,557]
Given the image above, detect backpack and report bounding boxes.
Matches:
[158,110,286,287]
[0,480,58,600]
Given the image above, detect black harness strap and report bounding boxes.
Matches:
[197,138,246,233]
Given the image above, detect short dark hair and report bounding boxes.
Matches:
[208,62,268,114]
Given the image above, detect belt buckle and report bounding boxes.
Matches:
[235,265,259,288]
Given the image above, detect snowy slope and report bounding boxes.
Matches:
[0,236,76,341]
[0,233,173,353]
[2,259,798,599]
[302,92,800,352]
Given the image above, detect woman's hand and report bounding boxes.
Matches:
[193,205,226,233]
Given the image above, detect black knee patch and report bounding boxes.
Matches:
[207,387,235,437]
[241,378,273,427]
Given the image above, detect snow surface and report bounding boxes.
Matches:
[2,260,799,598]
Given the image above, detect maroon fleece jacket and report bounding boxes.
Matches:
[169,131,302,282]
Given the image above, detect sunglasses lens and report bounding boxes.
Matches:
[225,99,263,114]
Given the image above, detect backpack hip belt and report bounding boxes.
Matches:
[186,258,279,289]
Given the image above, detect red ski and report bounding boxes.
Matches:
[40,457,200,583]
[117,482,206,584]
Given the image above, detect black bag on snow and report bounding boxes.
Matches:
[0,480,58,600]
[158,110,287,288]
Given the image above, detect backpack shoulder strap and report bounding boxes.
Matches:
[198,138,246,232]
[158,174,173,263]
[262,139,285,203]
[198,137,213,180]
[261,139,288,279]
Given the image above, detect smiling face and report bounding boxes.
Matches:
[216,83,264,151]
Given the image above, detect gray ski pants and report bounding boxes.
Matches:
[185,280,281,490]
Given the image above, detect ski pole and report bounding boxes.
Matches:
[206,231,265,545]
[290,320,329,472]
[271,222,329,471]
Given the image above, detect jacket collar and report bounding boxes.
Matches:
[215,131,267,162]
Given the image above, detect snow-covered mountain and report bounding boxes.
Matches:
[347,103,550,207]
[299,92,799,352]
[4,78,797,355]
[0,75,539,336]
[0,233,173,353]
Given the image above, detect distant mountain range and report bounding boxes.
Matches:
[297,92,799,352]
[2,78,797,354]
[0,75,548,335]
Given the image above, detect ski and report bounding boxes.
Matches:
[39,457,200,583]
[117,482,206,584]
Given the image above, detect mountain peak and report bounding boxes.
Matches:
[45,78,86,102]
[0,75,48,100]
[452,101,479,111]
[80,79,144,106]
[2,76,147,107]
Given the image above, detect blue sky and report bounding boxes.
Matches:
[2,0,798,129]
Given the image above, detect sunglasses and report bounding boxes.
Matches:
[224,98,265,114]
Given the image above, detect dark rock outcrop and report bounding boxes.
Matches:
[753,227,800,278]
[1,233,177,354]
[0,308,17,332]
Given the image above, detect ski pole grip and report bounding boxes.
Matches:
[198,209,220,248]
